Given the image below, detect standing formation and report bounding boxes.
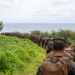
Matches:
[36,38,75,75]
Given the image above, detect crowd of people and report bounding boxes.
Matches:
[36,38,75,75]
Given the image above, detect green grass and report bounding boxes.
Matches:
[0,35,46,75]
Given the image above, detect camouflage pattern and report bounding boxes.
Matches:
[37,52,75,75]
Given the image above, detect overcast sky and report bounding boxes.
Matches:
[0,0,75,23]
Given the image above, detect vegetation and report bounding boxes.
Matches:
[0,35,45,75]
[31,30,51,37]
[30,29,75,40]
[0,21,4,32]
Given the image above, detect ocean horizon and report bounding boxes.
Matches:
[1,23,75,33]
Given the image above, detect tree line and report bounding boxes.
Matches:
[31,29,75,40]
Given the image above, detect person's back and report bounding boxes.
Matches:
[41,56,68,75]
[46,52,75,75]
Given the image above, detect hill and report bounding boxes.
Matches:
[0,35,45,75]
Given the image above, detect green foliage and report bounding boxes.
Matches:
[30,29,75,40]
[30,30,51,37]
[31,30,42,35]
[0,21,4,32]
[0,35,45,75]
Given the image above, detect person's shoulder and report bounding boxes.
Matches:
[46,51,54,58]
[66,58,75,66]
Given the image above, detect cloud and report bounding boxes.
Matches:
[0,0,75,23]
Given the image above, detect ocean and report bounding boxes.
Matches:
[1,23,75,33]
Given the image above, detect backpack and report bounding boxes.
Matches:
[41,56,68,75]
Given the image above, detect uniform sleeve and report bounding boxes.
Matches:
[36,65,42,75]
[67,59,75,75]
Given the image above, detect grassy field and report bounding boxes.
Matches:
[0,35,46,75]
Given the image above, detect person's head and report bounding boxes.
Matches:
[65,41,71,48]
[65,41,71,50]
[53,38,66,52]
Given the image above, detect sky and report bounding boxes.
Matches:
[0,0,75,23]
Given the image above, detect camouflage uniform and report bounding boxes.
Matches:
[64,50,75,61]
[46,50,75,61]
[36,51,75,75]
